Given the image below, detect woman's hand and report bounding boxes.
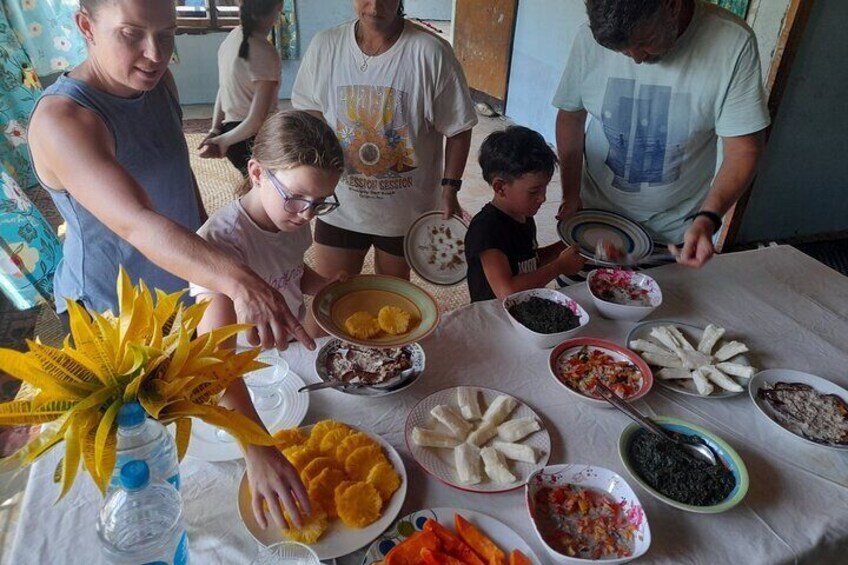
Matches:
[230,276,316,351]
[245,445,311,530]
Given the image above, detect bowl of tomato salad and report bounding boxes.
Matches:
[526,464,651,563]
[549,338,653,407]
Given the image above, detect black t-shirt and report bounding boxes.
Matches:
[464,203,539,302]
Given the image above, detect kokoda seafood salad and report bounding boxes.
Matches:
[556,346,644,400]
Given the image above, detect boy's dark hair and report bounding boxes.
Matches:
[585,0,665,50]
[479,126,558,184]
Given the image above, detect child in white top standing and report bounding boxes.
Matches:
[200,0,283,175]
[190,110,344,532]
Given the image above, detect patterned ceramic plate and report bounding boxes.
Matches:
[525,464,651,561]
[311,275,440,347]
[404,211,469,286]
[238,423,408,560]
[183,356,309,462]
[404,386,551,493]
[627,321,751,399]
[313,339,426,397]
[362,507,541,564]
[557,209,653,265]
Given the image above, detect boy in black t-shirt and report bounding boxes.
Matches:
[465,126,586,302]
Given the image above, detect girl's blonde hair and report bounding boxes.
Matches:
[239,110,345,196]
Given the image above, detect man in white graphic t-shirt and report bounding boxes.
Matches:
[553,0,770,268]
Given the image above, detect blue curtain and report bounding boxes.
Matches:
[3,0,86,78]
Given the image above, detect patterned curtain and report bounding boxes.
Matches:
[275,0,299,60]
[0,2,66,310]
[709,0,751,19]
[3,0,86,78]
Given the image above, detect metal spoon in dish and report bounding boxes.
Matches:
[594,382,718,466]
[298,366,416,394]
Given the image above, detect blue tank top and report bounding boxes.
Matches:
[33,74,201,314]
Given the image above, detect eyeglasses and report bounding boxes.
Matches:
[263,168,340,216]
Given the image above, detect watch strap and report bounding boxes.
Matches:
[441,178,462,191]
[685,210,723,233]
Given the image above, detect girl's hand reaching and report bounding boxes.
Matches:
[555,245,587,276]
[245,444,311,530]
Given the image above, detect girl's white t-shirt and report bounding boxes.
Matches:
[218,27,281,123]
[189,200,311,346]
[291,21,478,237]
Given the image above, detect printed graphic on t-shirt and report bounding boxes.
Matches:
[601,78,691,193]
[269,264,304,293]
[336,85,417,199]
[517,256,538,274]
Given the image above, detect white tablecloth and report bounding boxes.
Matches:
[9,246,848,564]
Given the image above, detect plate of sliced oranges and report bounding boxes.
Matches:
[311,275,440,347]
[238,419,407,560]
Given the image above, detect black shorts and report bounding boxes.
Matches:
[314,219,405,257]
[220,121,254,177]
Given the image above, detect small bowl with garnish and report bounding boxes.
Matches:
[549,338,653,408]
[618,416,749,513]
[503,288,590,349]
[587,269,662,322]
[526,464,651,564]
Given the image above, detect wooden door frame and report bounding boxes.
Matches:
[716,0,816,250]
[451,0,520,115]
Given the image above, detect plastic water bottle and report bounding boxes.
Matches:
[108,401,180,495]
[97,460,190,565]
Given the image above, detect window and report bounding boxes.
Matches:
[176,0,240,33]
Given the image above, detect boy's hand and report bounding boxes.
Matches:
[555,245,587,275]
[245,444,311,530]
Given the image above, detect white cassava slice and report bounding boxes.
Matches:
[497,417,540,442]
[466,422,498,447]
[702,366,744,393]
[412,427,460,448]
[714,341,749,362]
[691,368,715,396]
[715,362,755,379]
[697,324,726,355]
[480,446,516,484]
[657,367,693,380]
[641,351,685,369]
[629,339,672,356]
[492,441,537,463]
[453,442,482,484]
[457,387,483,420]
[481,395,517,426]
[430,405,473,440]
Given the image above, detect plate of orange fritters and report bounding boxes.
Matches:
[311,275,440,347]
[238,420,407,560]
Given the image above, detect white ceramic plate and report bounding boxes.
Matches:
[238,424,408,560]
[404,211,468,286]
[626,321,751,399]
[750,369,848,450]
[362,507,541,564]
[404,386,551,493]
[184,360,309,462]
[557,209,653,265]
[313,339,426,397]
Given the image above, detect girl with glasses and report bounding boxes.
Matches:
[190,110,344,531]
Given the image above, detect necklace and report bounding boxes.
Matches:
[355,20,403,71]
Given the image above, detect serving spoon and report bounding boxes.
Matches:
[298,366,416,394]
[594,382,718,466]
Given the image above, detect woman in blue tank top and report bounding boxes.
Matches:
[27,0,314,354]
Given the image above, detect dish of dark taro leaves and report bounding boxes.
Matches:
[758,382,848,447]
[508,297,581,334]
[325,343,412,386]
[628,429,736,507]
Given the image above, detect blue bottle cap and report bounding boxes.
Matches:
[119,460,150,491]
[117,401,146,428]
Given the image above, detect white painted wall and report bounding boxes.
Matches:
[170,0,452,105]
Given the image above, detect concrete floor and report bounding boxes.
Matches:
[182,101,565,247]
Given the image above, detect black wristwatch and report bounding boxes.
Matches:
[685,210,723,234]
[441,178,462,191]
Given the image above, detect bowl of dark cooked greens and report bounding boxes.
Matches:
[618,416,749,514]
[503,288,590,349]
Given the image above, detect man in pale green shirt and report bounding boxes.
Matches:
[554,0,770,268]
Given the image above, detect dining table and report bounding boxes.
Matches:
[8,245,848,564]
